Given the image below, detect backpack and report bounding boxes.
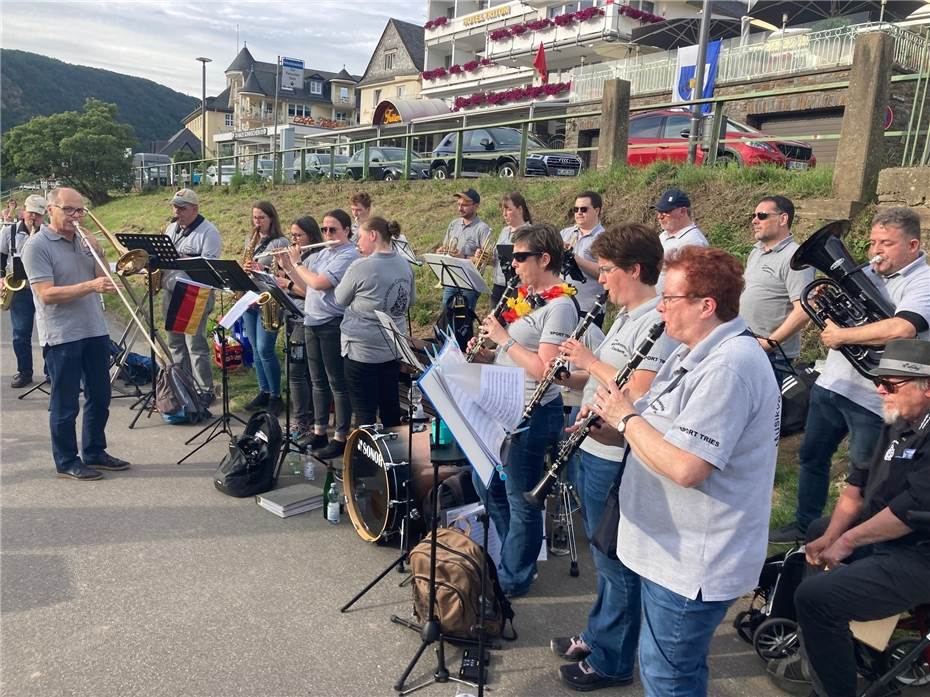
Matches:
[156,363,209,424]
[774,361,819,437]
[434,291,476,352]
[408,526,516,641]
[213,411,283,497]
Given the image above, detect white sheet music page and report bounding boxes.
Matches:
[441,363,524,432]
[219,291,260,329]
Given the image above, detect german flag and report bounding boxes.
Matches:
[165,280,212,335]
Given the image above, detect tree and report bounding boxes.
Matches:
[2,98,135,205]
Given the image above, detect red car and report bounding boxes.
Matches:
[627,109,816,170]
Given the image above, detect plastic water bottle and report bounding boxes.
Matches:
[303,452,315,481]
[326,479,341,524]
[285,451,301,476]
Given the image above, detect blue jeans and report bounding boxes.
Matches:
[241,307,281,396]
[43,335,112,471]
[576,450,640,680]
[795,384,882,531]
[639,578,734,697]
[10,286,35,375]
[441,286,479,314]
[472,398,564,596]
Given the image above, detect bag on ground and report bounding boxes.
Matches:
[213,410,283,497]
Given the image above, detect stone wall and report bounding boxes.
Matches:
[877,167,930,231]
[361,23,420,86]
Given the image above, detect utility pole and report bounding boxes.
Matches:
[196,57,212,171]
[686,0,711,164]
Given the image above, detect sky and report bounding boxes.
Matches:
[1,1,428,97]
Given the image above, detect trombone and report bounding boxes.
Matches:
[84,210,150,276]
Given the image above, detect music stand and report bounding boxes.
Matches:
[340,311,427,614]
[393,238,423,267]
[424,254,488,352]
[175,259,256,465]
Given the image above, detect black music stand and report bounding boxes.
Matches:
[115,233,180,429]
[341,312,428,613]
[424,254,488,352]
[175,259,256,465]
[392,238,423,267]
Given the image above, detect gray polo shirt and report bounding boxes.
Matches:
[579,297,678,461]
[739,235,815,359]
[161,216,222,293]
[22,225,109,347]
[617,317,780,601]
[657,223,709,291]
[303,241,360,327]
[251,234,290,268]
[491,224,520,287]
[817,252,930,416]
[335,250,415,362]
[495,294,577,405]
[446,216,491,258]
[560,223,606,314]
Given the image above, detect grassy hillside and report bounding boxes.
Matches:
[1,49,198,147]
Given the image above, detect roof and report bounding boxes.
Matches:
[226,45,256,73]
[332,68,355,82]
[358,18,425,86]
[153,128,202,157]
[229,57,361,103]
[240,69,264,95]
[181,85,233,125]
[371,98,449,126]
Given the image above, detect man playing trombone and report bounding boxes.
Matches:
[21,188,130,480]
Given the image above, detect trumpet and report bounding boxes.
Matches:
[472,232,495,272]
[520,291,608,424]
[465,276,520,362]
[524,321,665,509]
[85,210,150,276]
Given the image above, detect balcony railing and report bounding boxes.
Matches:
[420,62,535,95]
[424,1,536,43]
[570,22,930,102]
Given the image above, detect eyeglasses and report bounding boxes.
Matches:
[751,211,780,221]
[51,204,87,217]
[321,226,340,234]
[597,264,619,276]
[572,206,589,213]
[877,377,916,393]
[512,251,542,263]
[660,294,697,307]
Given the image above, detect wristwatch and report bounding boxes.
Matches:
[502,338,516,353]
[616,413,640,434]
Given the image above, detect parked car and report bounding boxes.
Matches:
[429,127,583,179]
[131,153,171,188]
[302,153,349,180]
[627,109,816,169]
[206,158,276,185]
[344,147,430,181]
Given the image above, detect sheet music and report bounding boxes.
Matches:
[219,291,260,329]
[441,363,524,431]
[374,310,423,372]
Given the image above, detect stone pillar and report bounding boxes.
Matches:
[596,79,630,171]
[832,32,895,204]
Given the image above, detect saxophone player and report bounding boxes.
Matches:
[240,201,289,416]
[1,194,46,387]
[163,189,222,405]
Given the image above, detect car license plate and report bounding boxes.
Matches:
[787,160,809,171]
[555,168,576,176]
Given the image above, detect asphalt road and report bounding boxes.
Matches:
[1,312,790,697]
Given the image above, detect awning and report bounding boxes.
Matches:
[685,1,926,26]
[631,17,753,50]
[372,99,450,126]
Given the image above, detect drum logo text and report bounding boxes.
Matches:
[358,439,384,465]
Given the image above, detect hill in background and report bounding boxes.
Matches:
[0,49,199,148]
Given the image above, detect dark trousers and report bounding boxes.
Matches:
[287,323,317,427]
[796,517,930,697]
[43,335,112,471]
[343,357,401,428]
[10,287,35,375]
[305,318,351,437]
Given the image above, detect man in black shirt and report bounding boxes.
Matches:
[769,339,930,697]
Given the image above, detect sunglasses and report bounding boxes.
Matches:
[572,206,589,213]
[751,211,780,221]
[512,251,542,263]
[321,226,341,234]
[877,377,916,393]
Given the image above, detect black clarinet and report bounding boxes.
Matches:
[524,321,665,509]
[465,276,520,362]
[519,291,608,424]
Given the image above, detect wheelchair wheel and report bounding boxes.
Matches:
[884,638,930,687]
[753,617,800,663]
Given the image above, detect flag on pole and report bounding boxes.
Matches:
[533,42,549,85]
[672,40,722,113]
[165,279,212,335]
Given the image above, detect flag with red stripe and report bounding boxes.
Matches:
[165,279,211,335]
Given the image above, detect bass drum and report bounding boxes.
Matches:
[344,425,432,543]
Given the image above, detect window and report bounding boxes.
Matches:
[628,114,662,138]
[662,115,692,139]
[225,113,234,127]
[335,111,347,122]
[339,86,349,103]
[309,80,323,95]
[637,1,654,12]
[287,103,310,117]
[396,85,405,98]
[384,51,396,71]
[373,89,382,106]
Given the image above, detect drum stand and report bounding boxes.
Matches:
[548,477,581,578]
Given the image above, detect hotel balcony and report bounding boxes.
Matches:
[420,62,536,100]
[425,1,538,50]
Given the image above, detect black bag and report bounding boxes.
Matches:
[434,290,477,352]
[778,362,818,436]
[409,526,516,641]
[592,450,630,560]
[213,411,283,497]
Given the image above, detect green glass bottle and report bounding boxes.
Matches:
[322,468,334,521]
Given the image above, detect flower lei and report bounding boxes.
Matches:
[501,283,576,325]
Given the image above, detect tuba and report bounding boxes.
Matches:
[790,220,894,381]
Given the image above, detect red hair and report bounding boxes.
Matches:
[664,246,744,321]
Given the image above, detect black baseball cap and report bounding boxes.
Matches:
[652,188,691,212]
[455,188,480,205]
[876,339,930,378]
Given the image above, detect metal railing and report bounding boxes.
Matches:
[571,22,930,102]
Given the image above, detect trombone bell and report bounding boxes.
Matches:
[116,249,151,276]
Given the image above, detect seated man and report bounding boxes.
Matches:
[768,338,930,697]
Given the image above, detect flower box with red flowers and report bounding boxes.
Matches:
[490,28,511,41]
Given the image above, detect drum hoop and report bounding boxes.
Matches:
[344,427,402,543]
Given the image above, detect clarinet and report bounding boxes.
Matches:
[523,321,665,509]
[519,291,608,424]
[465,276,520,362]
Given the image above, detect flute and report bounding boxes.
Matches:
[265,240,338,256]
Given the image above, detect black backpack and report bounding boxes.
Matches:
[213,411,283,497]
